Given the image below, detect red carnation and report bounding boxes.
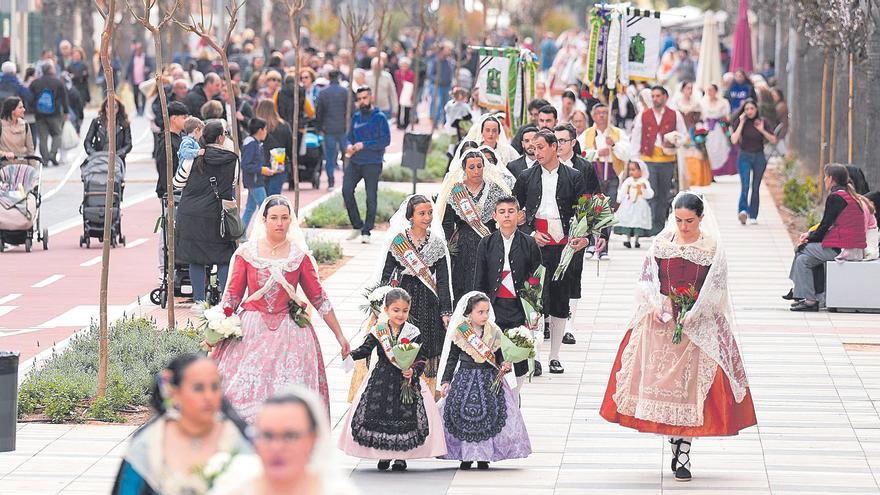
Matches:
[581,150,587,158]
[400,338,410,345]
[582,193,591,200]
[528,276,540,286]
[675,286,690,296]
[594,205,603,213]
[597,193,606,200]
[223,306,233,317]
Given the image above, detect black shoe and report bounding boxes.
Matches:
[477,461,489,470]
[790,300,819,312]
[634,241,641,248]
[459,461,472,470]
[391,460,407,471]
[782,289,796,301]
[562,332,576,344]
[549,359,564,374]
[543,321,550,340]
[533,361,543,377]
[623,241,632,249]
[377,459,391,470]
[670,438,692,482]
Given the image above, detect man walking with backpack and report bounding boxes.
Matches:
[29,61,69,166]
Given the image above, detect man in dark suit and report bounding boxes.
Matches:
[554,123,606,346]
[512,130,598,374]
[507,124,538,179]
[475,196,543,395]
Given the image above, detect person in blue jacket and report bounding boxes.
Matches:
[343,86,390,244]
[240,117,271,233]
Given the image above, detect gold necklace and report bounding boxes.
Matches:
[268,239,289,256]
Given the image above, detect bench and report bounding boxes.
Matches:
[825,259,880,312]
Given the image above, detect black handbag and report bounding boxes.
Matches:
[209,177,244,240]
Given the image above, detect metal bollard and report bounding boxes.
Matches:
[0,351,19,452]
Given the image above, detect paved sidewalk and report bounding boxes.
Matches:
[2,176,880,494]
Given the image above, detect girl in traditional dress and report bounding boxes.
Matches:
[439,292,532,470]
[614,160,655,249]
[213,195,351,422]
[376,195,454,395]
[600,192,757,482]
[700,84,733,175]
[672,81,712,187]
[339,288,447,471]
[437,148,512,302]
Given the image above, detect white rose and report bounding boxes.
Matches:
[208,319,223,331]
[204,307,224,323]
[226,314,241,326]
[203,452,231,478]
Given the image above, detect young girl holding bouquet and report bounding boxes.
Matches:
[439,292,532,470]
[339,288,447,471]
[614,160,655,248]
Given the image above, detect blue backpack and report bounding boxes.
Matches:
[36,88,55,115]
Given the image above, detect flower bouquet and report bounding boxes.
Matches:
[392,337,421,404]
[287,299,310,327]
[195,451,261,490]
[360,284,394,318]
[552,193,618,281]
[520,265,545,328]
[269,147,286,173]
[491,326,537,391]
[197,303,242,350]
[668,284,699,344]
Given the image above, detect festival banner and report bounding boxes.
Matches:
[478,48,512,111]
[623,8,662,81]
[477,47,537,132]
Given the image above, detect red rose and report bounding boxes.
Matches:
[693,291,699,300]
[223,306,233,317]
[594,205,602,213]
[390,280,400,287]
[581,150,587,158]
[582,193,591,200]
[597,193,605,200]
[675,286,690,296]
[400,338,410,345]
[528,276,540,286]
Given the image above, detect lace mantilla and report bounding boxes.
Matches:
[390,230,448,277]
[653,232,716,266]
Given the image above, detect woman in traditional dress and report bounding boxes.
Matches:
[113,354,252,495]
[213,195,351,421]
[672,81,712,187]
[438,291,532,469]
[464,113,519,172]
[339,288,447,471]
[376,195,454,395]
[600,192,757,482]
[701,84,734,176]
[437,148,511,302]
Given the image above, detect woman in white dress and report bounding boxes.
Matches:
[700,84,732,173]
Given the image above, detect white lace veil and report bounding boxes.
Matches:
[435,147,512,223]
[436,291,501,385]
[464,112,519,165]
[629,191,749,402]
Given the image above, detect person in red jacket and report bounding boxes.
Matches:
[786,164,868,311]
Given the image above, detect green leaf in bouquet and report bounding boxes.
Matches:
[500,334,533,363]
[392,345,420,370]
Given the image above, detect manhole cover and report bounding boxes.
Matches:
[843,343,880,352]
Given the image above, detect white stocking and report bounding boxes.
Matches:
[514,375,526,407]
[565,298,581,334]
[549,316,566,361]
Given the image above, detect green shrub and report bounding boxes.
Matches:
[783,176,820,214]
[18,316,201,422]
[304,187,408,228]
[88,396,124,423]
[381,134,451,183]
[307,236,344,264]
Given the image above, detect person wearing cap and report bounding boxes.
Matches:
[155,100,189,199]
[0,62,33,110]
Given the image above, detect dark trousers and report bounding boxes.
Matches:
[397,106,412,129]
[342,162,382,235]
[539,244,571,319]
[36,114,64,164]
[597,169,620,255]
[133,85,146,115]
[494,297,529,377]
[322,133,345,188]
[737,150,767,219]
[646,161,676,235]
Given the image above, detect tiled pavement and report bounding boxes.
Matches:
[2,176,880,494]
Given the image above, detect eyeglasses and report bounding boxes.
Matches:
[556,138,574,144]
[255,429,312,444]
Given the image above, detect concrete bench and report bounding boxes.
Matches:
[825,259,880,312]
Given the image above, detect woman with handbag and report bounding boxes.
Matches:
[175,119,239,306]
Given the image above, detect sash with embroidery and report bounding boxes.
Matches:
[456,322,499,368]
[450,183,492,237]
[372,322,420,370]
[391,234,438,295]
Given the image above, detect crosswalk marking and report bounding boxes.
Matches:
[0,293,21,305]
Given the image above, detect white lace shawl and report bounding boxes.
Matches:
[626,230,749,403]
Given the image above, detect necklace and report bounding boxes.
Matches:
[175,420,216,452]
[407,228,427,249]
[267,239,289,256]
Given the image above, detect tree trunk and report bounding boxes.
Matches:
[79,0,96,68]
[409,0,428,132]
[819,52,828,196]
[97,0,118,398]
[829,55,837,166]
[42,0,60,51]
[271,0,290,45]
[290,12,301,214]
[246,0,264,32]
[863,18,880,188]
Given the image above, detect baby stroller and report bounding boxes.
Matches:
[0,157,48,252]
[79,151,126,248]
[150,191,222,308]
[296,126,323,190]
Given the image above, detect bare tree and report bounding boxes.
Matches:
[408,0,432,131]
[128,0,179,329]
[371,0,395,92]
[286,0,306,214]
[245,0,263,31]
[95,0,119,398]
[175,0,245,204]
[863,0,880,186]
[340,5,369,139]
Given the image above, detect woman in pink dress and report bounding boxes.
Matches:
[214,195,351,421]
